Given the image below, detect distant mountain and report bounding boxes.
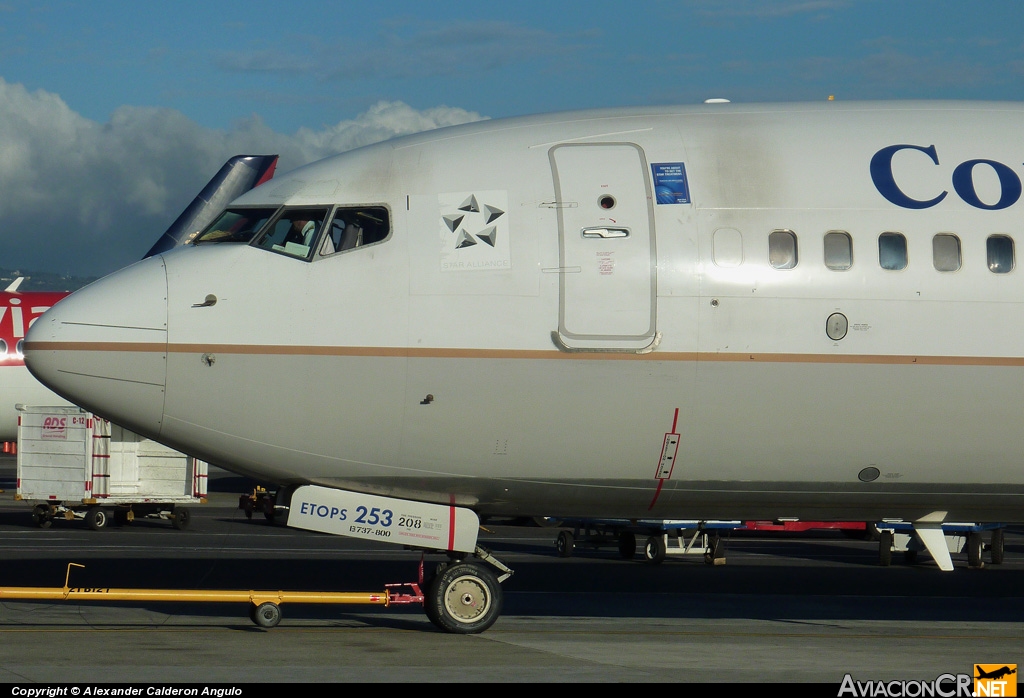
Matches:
[0,268,99,292]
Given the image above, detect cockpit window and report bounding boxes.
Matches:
[317,207,390,258]
[253,207,332,259]
[193,208,278,245]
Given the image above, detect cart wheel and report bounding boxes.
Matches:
[904,549,918,564]
[967,531,983,568]
[85,507,108,531]
[878,529,893,566]
[991,529,1005,565]
[618,532,636,560]
[426,561,502,634]
[32,504,53,529]
[172,507,191,530]
[644,535,667,565]
[251,602,281,628]
[243,502,254,520]
[556,530,574,558]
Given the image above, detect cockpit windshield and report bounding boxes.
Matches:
[193,208,278,245]
[195,204,391,261]
[252,207,331,259]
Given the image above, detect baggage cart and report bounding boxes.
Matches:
[15,406,206,529]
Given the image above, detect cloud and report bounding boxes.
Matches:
[686,0,851,20]
[0,77,485,278]
[217,19,584,81]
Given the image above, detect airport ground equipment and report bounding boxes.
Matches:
[15,406,206,530]
[0,560,498,633]
[0,563,425,629]
[554,519,743,565]
[239,486,281,521]
[875,521,1006,569]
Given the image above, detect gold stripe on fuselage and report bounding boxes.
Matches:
[23,341,1024,367]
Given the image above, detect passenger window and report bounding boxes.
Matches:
[988,235,1014,274]
[768,230,798,269]
[878,232,907,271]
[253,207,331,259]
[317,207,390,258]
[193,207,278,245]
[932,234,961,272]
[823,231,852,271]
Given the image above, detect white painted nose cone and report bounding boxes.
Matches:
[24,256,168,438]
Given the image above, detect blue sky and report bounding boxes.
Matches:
[2,0,1024,277]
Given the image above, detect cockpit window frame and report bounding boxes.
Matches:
[314,204,392,260]
[251,206,333,261]
[192,206,281,246]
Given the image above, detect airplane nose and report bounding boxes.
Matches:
[24,256,168,438]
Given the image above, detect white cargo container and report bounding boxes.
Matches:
[15,405,207,530]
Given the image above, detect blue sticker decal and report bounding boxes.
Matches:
[651,163,690,204]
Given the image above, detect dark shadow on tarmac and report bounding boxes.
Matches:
[2,551,1023,629]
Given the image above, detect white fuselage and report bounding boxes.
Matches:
[24,101,1024,522]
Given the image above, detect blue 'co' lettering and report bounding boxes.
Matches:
[869,144,946,209]
[871,144,1023,210]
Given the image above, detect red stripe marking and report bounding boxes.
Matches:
[649,408,680,510]
[448,495,456,550]
[648,478,665,511]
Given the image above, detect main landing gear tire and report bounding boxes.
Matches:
[426,561,502,634]
[556,530,574,558]
[86,507,108,531]
[251,602,282,628]
[32,504,52,529]
[618,532,637,560]
[644,535,667,565]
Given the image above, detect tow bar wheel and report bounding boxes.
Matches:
[427,562,503,634]
[251,601,282,628]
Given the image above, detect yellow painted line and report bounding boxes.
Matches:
[23,340,1024,367]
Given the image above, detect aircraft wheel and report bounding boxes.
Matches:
[86,507,108,531]
[32,504,52,529]
[967,531,984,568]
[618,532,636,560]
[172,507,191,530]
[556,530,574,558]
[644,535,667,565]
[991,529,1005,565]
[427,561,502,634]
[251,602,281,628]
[878,530,893,566]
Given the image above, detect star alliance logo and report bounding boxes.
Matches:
[438,190,511,271]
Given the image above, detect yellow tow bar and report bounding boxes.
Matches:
[0,563,427,628]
